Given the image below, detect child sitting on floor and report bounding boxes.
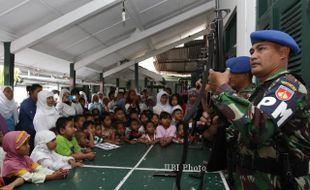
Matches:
[139,111,149,133]
[2,131,69,184]
[171,105,184,126]
[151,113,159,127]
[75,131,92,153]
[74,115,85,131]
[139,121,158,145]
[114,121,126,144]
[0,131,24,189]
[94,121,103,144]
[102,114,115,143]
[55,117,95,161]
[128,109,139,121]
[82,121,96,148]
[156,112,176,147]
[30,130,82,170]
[173,122,185,144]
[125,119,142,144]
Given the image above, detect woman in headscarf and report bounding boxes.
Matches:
[70,88,84,115]
[34,90,60,132]
[55,89,76,117]
[0,86,18,131]
[88,93,103,114]
[79,91,89,109]
[30,130,81,170]
[185,88,198,115]
[152,90,172,115]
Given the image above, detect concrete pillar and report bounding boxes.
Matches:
[3,42,15,87]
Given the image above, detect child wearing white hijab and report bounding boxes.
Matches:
[153,90,172,115]
[0,86,18,131]
[34,90,60,132]
[55,89,76,117]
[30,130,82,170]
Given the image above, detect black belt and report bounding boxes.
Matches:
[235,154,308,177]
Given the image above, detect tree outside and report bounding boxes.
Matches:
[0,65,21,86]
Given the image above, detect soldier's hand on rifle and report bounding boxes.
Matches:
[195,79,202,91]
[206,68,230,93]
[198,112,211,126]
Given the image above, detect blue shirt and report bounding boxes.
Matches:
[17,97,36,135]
[5,115,15,131]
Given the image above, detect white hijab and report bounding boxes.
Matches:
[58,89,70,103]
[30,130,72,170]
[0,86,18,123]
[56,89,75,117]
[31,130,56,164]
[153,90,172,114]
[79,91,88,107]
[34,90,60,132]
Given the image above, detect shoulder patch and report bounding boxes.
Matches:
[275,85,294,101]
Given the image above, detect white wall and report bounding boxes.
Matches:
[236,0,256,56]
[219,0,257,56]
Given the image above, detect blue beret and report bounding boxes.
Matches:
[225,56,251,74]
[250,30,300,55]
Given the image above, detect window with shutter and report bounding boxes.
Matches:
[224,10,237,58]
[279,0,302,74]
[257,0,310,87]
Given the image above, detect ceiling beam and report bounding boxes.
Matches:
[129,66,162,81]
[75,0,215,70]
[81,66,102,74]
[125,0,144,31]
[125,0,155,50]
[10,0,120,54]
[103,27,210,78]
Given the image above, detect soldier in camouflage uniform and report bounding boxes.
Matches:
[202,56,255,140]
[203,30,310,190]
[225,56,255,99]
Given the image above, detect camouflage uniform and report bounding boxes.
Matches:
[226,83,256,187]
[226,83,256,144]
[238,83,256,100]
[213,70,310,190]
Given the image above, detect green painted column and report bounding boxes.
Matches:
[116,78,120,88]
[174,83,178,94]
[144,77,148,89]
[69,63,76,90]
[135,63,139,91]
[99,73,104,94]
[3,42,15,87]
[126,80,131,90]
[150,81,154,94]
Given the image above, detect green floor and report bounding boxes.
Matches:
[17,144,228,190]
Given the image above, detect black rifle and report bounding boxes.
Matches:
[202,6,229,173]
[153,4,229,190]
[175,6,229,189]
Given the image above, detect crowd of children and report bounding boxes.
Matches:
[0,86,201,189]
